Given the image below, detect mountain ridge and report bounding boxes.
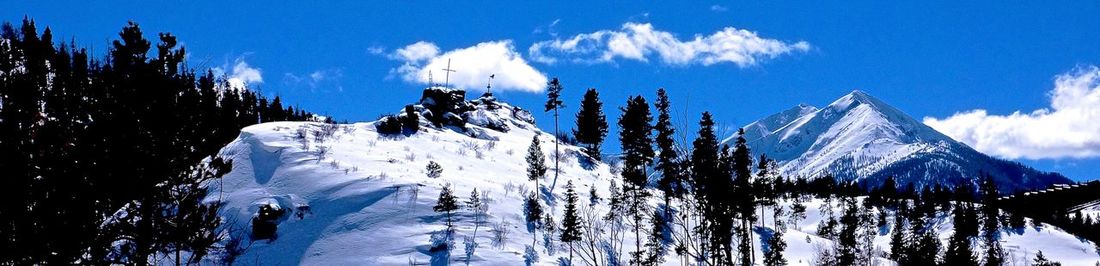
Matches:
[733,90,1070,193]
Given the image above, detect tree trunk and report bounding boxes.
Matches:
[569,243,574,266]
[534,178,539,247]
[552,109,559,194]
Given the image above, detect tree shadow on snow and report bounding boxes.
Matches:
[574,151,597,171]
[754,226,776,254]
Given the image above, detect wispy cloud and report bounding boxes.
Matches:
[710,4,729,12]
[924,65,1100,160]
[284,68,344,92]
[388,40,548,93]
[366,46,386,56]
[528,22,810,67]
[532,18,562,37]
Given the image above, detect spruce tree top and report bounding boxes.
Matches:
[573,88,608,146]
[545,78,564,112]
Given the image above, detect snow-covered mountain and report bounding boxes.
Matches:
[201,87,1097,265]
[729,90,1070,193]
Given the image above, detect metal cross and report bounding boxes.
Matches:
[442,58,456,88]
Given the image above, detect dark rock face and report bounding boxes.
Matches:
[419,87,472,127]
[377,87,535,137]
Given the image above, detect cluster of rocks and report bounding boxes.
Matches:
[377,87,535,138]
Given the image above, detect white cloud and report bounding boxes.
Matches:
[389,40,549,93]
[924,65,1100,160]
[213,58,263,90]
[528,22,810,67]
[391,41,440,61]
[710,5,729,12]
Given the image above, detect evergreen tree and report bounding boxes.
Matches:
[468,188,485,236]
[618,95,654,261]
[908,200,942,265]
[0,19,314,264]
[980,174,1005,266]
[618,95,655,188]
[653,88,681,216]
[573,88,608,160]
[544,78,565,189]
[524,192,544,245]
[560,181,582,265]
[690,112,735,265]
[836,198,860,265]
[1031,251,1061,266]
[764,205,787,266]
[889,208,909,262]
[945,232,978,266]
[434,184,459,229]
[643,209,668,266]
[269,96,285,121]
[945,202,979,266]
[731,128,757,265]
[526,135,548,195]
[426,161,443,179]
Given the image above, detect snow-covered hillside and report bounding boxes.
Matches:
[730,90,1069,193]
[203,88,1096,265]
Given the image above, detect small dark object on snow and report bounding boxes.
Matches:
[252,204,286,241]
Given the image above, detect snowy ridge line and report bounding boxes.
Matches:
[735,90,1069,193]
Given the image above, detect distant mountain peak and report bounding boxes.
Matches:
[826,89,888,112]
[736,90,1069,193]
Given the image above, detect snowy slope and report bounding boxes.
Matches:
[202,88,1094,265]
[731,90,1069,193]
[772,198,1100,266]
[205,90,628,265]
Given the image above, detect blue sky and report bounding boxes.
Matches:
[6,1,1100,181]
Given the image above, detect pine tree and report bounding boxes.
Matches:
[618,95,654,261]
[945,232,978,266]
[573,88,608,160]
[1031,251,1061,266]
[526,136,548,195]
[890,208,909,262]
[545,78,565,190]
[945,202,979,266]
[731,128,757,265]
[764,205,787,266]
[691,112,734,265]
[836,198,861,265]
[618,95,655,188]
[524,192,544,245]
[0,19,317,264]
[434,184,459,229]
[468,188,484,236]
[643,209,668,266]
[908,200,942,265]
[980,173,1005,266]
[560,181,582,265]
[426,161,443,179]
[653,88,681,216]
